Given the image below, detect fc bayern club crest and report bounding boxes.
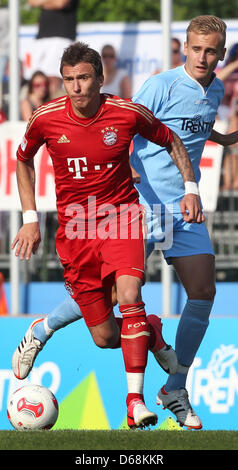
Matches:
[101,126,118,146]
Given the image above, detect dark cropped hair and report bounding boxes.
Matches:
[60,41,103,77]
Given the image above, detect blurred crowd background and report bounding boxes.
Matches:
[0,0,238,290]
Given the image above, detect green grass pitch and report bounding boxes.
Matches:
[1,429,238,450]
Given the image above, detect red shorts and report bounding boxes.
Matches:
[56,205,146,327]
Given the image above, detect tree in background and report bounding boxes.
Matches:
[18,0,238,23]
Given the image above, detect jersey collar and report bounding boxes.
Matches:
[181,64,217,95]
[66,94,105,127]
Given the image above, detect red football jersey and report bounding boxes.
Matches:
[17,94,173,227]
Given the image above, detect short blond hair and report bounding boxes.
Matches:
[186,15,227,47]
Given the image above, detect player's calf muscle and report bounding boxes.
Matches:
[88,316,119,348]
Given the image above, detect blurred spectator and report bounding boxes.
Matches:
[0,54,7,256]
[170,37,185,67]
[221,97,238,190]
[100,44,132,99]
[20,71,50,122]
[0,6,9,85]
[216,43,238,120]
[1,59,28,120]
[153,37,185,74]
[0,110,6,124]
[28,0,79,98]
[215,44,238,189]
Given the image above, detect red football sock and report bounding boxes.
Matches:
[147,314,166,351]
[119,302,150,405]
[148,321,156,350]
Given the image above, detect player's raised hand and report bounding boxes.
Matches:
[180,194,205,224]
[11,223,41,260]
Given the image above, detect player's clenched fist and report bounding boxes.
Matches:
[180,194,205,224]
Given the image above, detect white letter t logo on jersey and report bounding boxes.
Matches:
[67,157,88,179]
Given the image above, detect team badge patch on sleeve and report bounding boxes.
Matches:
[20,136,28,151]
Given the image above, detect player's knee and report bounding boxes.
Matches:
[189,282,216,300]
[117,285,141,305]
[208,284,216,300]
[201,283,216,300]
[93,336,117,349]
[116,275,142,305]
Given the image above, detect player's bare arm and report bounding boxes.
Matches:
[11,159,41,261]
[130,164,141,183]
[166,131,204,224]
[209,128,238,147]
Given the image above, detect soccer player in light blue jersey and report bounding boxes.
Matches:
[131,15,238,429]
[12,15,238,429]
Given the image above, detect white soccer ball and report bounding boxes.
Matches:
[7,384,59,430]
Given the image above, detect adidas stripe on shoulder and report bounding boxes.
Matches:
[105,96,154,124]
[27,96,67,131]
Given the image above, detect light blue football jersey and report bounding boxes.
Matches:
[131,65,224,214]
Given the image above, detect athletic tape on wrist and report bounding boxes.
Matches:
[23,210,38,224]
[184,181,199,195]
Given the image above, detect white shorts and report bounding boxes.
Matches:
[31,37,74,78]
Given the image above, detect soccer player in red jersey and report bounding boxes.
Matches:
[12,42,202,429]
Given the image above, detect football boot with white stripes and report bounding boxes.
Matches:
[127,398,158,429]
[156,386,202,430]
[12,319,45,379]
